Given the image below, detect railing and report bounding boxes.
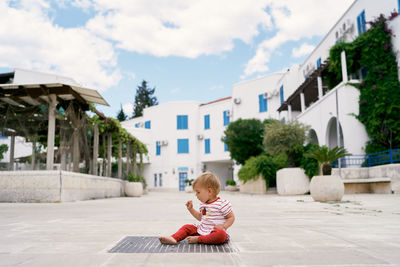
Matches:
[332,149,400,167]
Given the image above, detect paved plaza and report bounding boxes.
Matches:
[1,191,400,267]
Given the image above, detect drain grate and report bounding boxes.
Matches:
[108,236,237,253]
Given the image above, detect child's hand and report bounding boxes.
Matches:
[186,200,193,210]
[214,224,225,230]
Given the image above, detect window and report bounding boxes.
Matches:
[156,141,161,156]
[357,10,366,35]
[204,114,210,130]
[159,173,162,187]
[280,85,284,105]
[205,138,210,154]
[316,57,321,68]
[154,174,157,187]
[177,115,188,130]
[135,123,139,128]
[145,120,151,129]
[258,94,267,112]
[223,110,230,126]
[177,138,189,154]
[224,143,228,152]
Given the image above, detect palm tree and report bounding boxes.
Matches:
[304,146,349,175]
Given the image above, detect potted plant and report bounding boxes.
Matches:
[184,179,194,193]
[125,173,144,197]
[305,146,349,202]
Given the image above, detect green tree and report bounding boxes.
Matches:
[116,104,128,121]
[223,119,272,165]
[0,144,8,160]
[132,80,158,118]
[263,121,310,166]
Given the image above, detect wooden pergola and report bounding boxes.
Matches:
[0,82,108,171]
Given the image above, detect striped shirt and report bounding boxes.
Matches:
[195,197,232,235]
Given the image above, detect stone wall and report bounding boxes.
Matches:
[332,164,400,193]
[0,170,125,202]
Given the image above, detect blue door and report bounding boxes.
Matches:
[159,173,162,187]
[179,172,187,191]
[154,174,157,187]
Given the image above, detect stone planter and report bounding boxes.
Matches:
[310,175,344,202]
[185,186,193,193]
[225,185,239,192]
[239,175,266,194]
[276,168,310,195]
[125,182,143,197]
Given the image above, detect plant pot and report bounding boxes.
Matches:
[125,182,143,197]
[225,185,239,192]
[310,175,344,202]
[185,186,193,193]
[276,168,310,195]
[239,175,267,194]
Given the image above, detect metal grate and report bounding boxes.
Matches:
[108,236,237,253]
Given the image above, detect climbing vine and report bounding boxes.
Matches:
[326,12,400,153]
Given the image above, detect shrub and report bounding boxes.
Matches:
[127,173,146,186]
[300,143,320,179]
[238,154,287,188]
[226,180,236,186]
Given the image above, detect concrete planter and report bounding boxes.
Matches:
[276,168,310,195]
[239,175,267,194]
[125,182,143,197]
[225,185,239,192]
[310,175,344,202]
[185,186,193,193]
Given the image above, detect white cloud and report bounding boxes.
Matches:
[125,71,136,80]
[85,0,272,58]
[291,43,315,58]
[243,0,354,78]
[0,1,120,91]
[170,88,181,94]
[122,103,133,115]
[209,85,223,91]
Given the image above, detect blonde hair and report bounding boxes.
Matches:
[193,172,221,195]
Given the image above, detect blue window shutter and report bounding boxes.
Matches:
[223,111,230,126]
[265,98,268,112]
[357,14,361,35]
[205,139,210,154]
[280,86,284,105]
[135,123,139,128]
[204,114,210,129]
[177,139,189,154]
[177,115,181,129]
[145,121,151,129]
[316,57,321,68]
[258,94,267,113]
[361,10,366,33]
[177,115,188,129]
[156,142,161,155]
[183,115,188,129]
[224,142,228,152]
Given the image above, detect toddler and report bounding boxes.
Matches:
[159,172,235,245]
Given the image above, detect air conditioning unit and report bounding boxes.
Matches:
[156,141,161,146]
[263,92,272,99]
[138,122,144,127]
[342,19,354,34]
[233,98,241,104]
[161,140,168,146]
[197,134,204,140]
[273,89,279,96]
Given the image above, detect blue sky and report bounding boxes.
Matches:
[0,0,354,118]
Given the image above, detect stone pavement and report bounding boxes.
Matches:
[1,191,400,267]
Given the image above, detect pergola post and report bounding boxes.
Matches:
[60,129,67,171]
[102,134,107,176]
[341,50,348,83]
[118,139,122,179]
[9,134,15,171]
[31,135,36,170]
[300,92,305,112]
[126,142,131,176]
[288,104,292,121]
[72,127,80,172]
[317,76,323,99]
[92,123,99,175]
[107,133,112,177]
[46,94,57,170]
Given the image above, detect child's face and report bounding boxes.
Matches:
[193,184,215,203]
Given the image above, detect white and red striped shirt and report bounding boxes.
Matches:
[195,197,232,235]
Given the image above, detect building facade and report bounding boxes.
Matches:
[123,0,400,190]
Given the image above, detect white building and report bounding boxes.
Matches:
[123,0,400,190]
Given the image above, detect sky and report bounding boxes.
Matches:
[0,0,354,118]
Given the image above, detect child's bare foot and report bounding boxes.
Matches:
[187,236,199,244]
[159,236,177,245]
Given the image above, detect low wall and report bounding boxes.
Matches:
[332,164,400,193]
[0,170,125,202]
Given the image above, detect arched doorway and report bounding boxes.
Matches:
[326,117,344,148]
[308,129,319,145]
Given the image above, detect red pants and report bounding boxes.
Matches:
[171,224,227,245]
